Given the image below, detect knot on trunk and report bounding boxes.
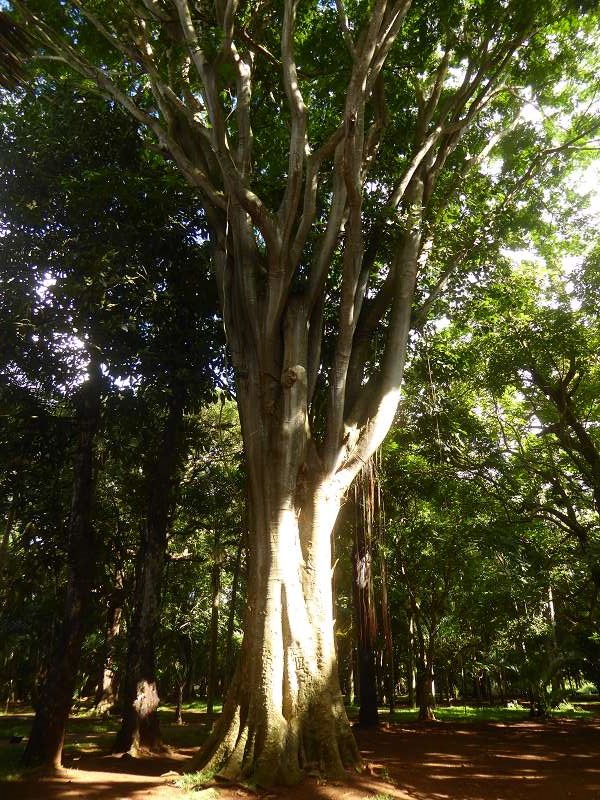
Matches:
[133,680,159,716]
[281,368,298,388]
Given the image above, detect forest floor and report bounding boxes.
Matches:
[0,705,599,800]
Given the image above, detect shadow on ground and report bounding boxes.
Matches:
[2,715,599,799]
[351,718,600,800]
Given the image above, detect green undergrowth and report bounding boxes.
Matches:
[382,702,593,724]
[158,701,223,715]
[0,715,33,781]
[363,795,393,800]
[1,700,595,783]
[0,706,212,782]
[174,768,217,791]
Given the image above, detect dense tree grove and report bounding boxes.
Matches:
[1,0,600,790]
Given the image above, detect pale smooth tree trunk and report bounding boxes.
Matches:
[197,308,359,782]
[195,218,418,783]
[199,477,358,785]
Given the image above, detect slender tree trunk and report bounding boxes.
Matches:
[417,638,436,722]
[24,367,101,768]
[346,656,354,705]
[352,465,379,728]
[0,502,16,574]
[183,635,195,702]
[113,394,183,754]
[351,647,359,707]
[175,683,184,725]
[93,583,123,716]
[379,555,395,713]
[223,533,244,695]
[407,614,417,709]
[352,569,379,727]
[206,529,221,716]
[3,651,14,713]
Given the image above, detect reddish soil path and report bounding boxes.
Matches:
[353,718,600,800]
[0,747,195,799]
[2,717,599,799]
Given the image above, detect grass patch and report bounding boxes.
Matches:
[384,703,594,724]
[160,722,210,749]
[0,741,28,781]
[158,701,223,715]
[363,794,393,800]
[0,713,121,781]
[0,715,31,781]
[62,715,120,756]
[174,768,217,791]
[0,706,214,782]
[0,715,32,741]
[551,702,594,719]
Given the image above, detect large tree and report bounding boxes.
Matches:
[10,0,600,785]
[0,80,221,766]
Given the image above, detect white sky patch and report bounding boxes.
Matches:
[562,254,583,274]
[500,248,545,265]
[35,272,57,303]
[479,157,503,178]
[568,160,600,224]
[445,61,468,89]
[432,315,450,332]
[519,99,545,127]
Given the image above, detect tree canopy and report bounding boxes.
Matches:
[2,0,600,788]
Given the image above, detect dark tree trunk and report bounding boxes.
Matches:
[93,582,123,716]
[24,366,101,768]
[379,553,395,713]
[0,502,16,574]
[351,647,359,707]
[416,638,436,721]
[206,529,221,716]
[113,394,183,754]
[174,683,184,725]
[223,532,244,695]
[406,614,416,709]
[183,638,195,702]
[352,466,379,729]
[417,671,435,721]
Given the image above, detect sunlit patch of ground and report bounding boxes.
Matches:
[1,706,599,799]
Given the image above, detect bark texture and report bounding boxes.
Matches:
[206,529,221,716]
[416,643,436,722]
[93,586,123,717]
[24,366,101,768]
[113,395,183,754]
[198,481,358,786]
[223,533,244,695]
[352,465,380,728]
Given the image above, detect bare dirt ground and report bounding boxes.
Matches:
[2,716,599,800]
